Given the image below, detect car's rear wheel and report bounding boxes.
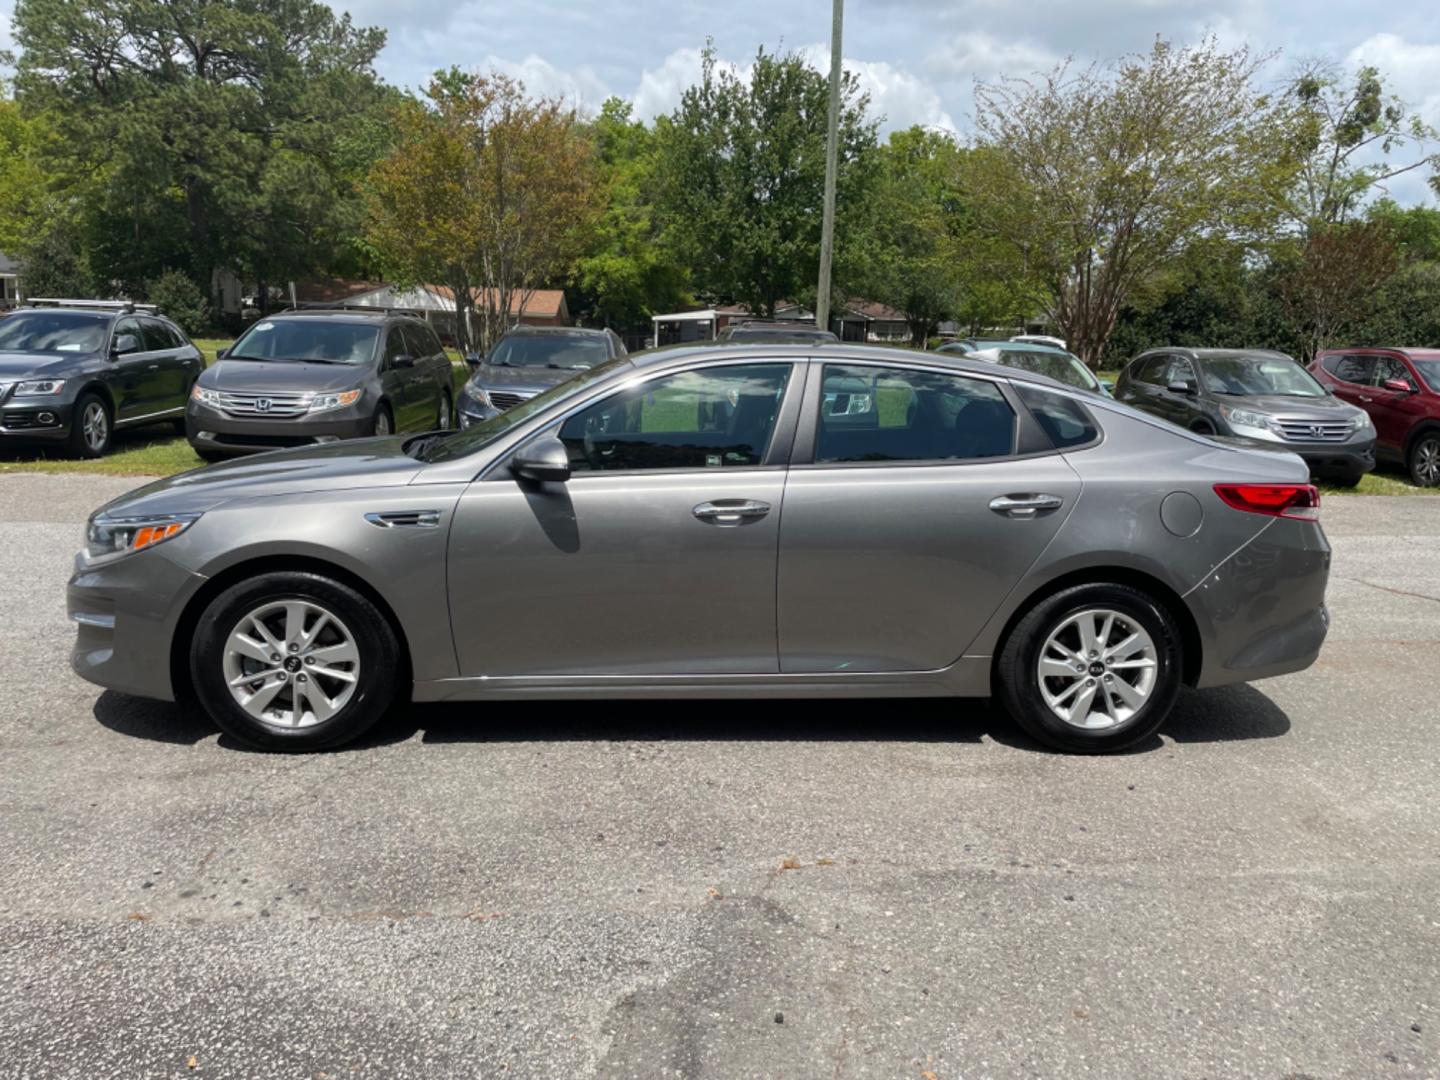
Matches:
[996,583,1183,753]
[190,572,401,751]
[1408,433,1440,487]
[372,405,393,437]
[67,393,112,458]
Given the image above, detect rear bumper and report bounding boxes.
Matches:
[1185,517,1331,689]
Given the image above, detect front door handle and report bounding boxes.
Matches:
[693,499,771,526]
[989,493,1064,519]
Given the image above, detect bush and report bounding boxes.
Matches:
[143,270,211,336]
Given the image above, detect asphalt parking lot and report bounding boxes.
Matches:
[1,472,1437,1079]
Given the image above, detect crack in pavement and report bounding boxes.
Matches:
[1345,576,1440,605]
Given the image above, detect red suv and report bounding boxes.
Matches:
[1311,349,1440,486]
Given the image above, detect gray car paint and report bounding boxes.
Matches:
[69,343,1330,711]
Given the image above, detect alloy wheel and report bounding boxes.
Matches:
[438,396,451,429]
[1415,437,1440,486]
[83,401,108,452]
[1037,608,1159,730]
[375,410,391,436]
[221,599,360,729]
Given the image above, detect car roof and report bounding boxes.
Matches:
[1317,347,1440,358]
[261,309,408,325]
[1140,347,1299,362]
[499,324,610,337]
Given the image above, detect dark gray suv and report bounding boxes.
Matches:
[456,325,626,426]
[0,300,204,458]
[1116,348,1376,485]
[187,310,456,459]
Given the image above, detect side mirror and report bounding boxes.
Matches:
[214,347,228,360]
[464,352,482,371]
[392,353,415,369]
[1099,379,1115,393]
[511,436,571,483]
[1167,379,1196,395]
[112,333,140,356]
[1382,378,1415,394]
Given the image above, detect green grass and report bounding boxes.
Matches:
[0,426,207,476]
[1318,469,1437,496]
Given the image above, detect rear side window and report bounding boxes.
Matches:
[815,365,1016,464]
[1324,354,1373,385]
[1015,384,1101,450]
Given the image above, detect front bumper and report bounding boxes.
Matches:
[68,548,207,702]
[0,397,75,442]
[1288,437,1375,480]
[186,403,374,456]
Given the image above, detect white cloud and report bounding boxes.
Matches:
[1344,33,1440,206]
[924,32,1062,86]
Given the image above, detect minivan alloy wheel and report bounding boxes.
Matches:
[1037,608,1158,730]
[222,599,360,728]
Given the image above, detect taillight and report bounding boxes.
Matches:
[1213,483,1320,521]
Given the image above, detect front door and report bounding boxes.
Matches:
[108,316,152,422]
[1369,354,1427,456]
[446,361,797,676]
[778,361,1082,673]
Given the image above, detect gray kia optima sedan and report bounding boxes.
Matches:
[69,343,1331,754]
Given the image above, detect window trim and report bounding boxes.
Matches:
[484,357,808,482]
[787,358,1058,470]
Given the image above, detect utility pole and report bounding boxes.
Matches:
[815,0,843,334]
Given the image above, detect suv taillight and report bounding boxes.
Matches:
[1214,483,1320,521]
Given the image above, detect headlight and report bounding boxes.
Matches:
[15,379,65,396]
[1352,410,1375,433]
[1220,405,1274,432]
[462,382,492,410]
[85,513,201,564]
[308,389,363,413]
[191,385,223,408]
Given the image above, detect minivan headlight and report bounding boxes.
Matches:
[191,385,222,408]
[308,389,362,413]
[85,513,201,563]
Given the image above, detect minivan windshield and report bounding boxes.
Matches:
[1200,356,1325,397]
[0,311,109,353]
[419,355,632,463]
[228,320,379,365]
[488,333,611,370]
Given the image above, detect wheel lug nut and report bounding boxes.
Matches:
[270,653,279,662]
[305,657,315,665]
[288,643,299,653]
[277,672,287,682]
[1086,678,1095,686]
[297,673,307,683]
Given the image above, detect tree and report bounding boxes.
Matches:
[1276,222,1399,358]
[365,70,600,351]
[571,98,690,333]
[1283,64,1439,230]
[654,45,879,318]
[12,0,392,303]
[971,38,1293,367]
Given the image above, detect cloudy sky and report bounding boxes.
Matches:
[2,0,1436,204]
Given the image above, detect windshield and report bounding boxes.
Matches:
[1200,356,1325,397]
[1413,359,1440,392]
[421,355,632,463]
[988,349,1099,392]
[228,320,379,364]
[0,311,109,353]
[488,334,610,370]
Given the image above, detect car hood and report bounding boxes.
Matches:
[199,359,368,393]
[1218,393,1357,418]
[0,352,87,378]
[474,363,583,394]
[92,437,423,519]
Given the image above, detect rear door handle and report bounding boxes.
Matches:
[693,499,771,526]
[989,493,1064,519]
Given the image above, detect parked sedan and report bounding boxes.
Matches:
[940,340,1110,396]
[71,343,1330,755]
[0,301,203,457]
[1310,348,1440,487]
[187,311,454,459]
[1115,348,1375,486]
[456,325,626,426]
[717,320,839,344]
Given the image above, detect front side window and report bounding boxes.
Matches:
[1131,356,1168,386]
[815,364,1016,464]
[113,317,143,354]
[1164,356,1198,387]
[1200,355,1325,397]
[229,319,380,365]
[141,319,174,351]
[0,312,110,354]
[1373,356,1411,387]
[559,363,793,473]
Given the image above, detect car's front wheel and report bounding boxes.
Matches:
[996,583,1183,753]
[67,393,112,458]
[189,571,401,751]
[1409,432,1440,487]
[372,406,393,437]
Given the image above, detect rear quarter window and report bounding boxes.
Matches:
[1016,384,1101,450]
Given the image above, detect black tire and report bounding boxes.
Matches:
[996,583,1183,753]
[372,405,394,437]
[1326,473,1364,489]
[189,571,402,751]
[1408,432,1440,487]
[67,392,112,458]
[196,449,229,464]
[1190,421,1216,436]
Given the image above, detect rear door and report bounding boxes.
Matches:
[1324,353,1375,411]
[140,318,190,412]
[776,361,1082,673]
[446,360,799,676]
